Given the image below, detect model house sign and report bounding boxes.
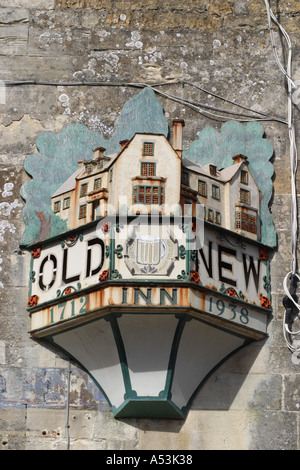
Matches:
[23,95,274,418]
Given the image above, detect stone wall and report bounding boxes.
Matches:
[1,0,300,450]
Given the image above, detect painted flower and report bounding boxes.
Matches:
[32,247,41,259]
[28,295,39,307]
[259,247,269,260]
[191,270,200,283]
[260,295,271,309]
[228,288,236,297]
[99,270,109,281]
[102,223,110,233]
[64,287,72,295]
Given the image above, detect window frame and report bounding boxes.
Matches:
[79,203,87,219]
[235,211,257,234]
[181,171,189,186]
[133,185,164,205]
[211,184,220,200]
[209,164,217,177]
[240,170,248,185]
[141,162,156,177]
[207,208,214,223]
[54,200,61,213]
[80,183,88,198]
[240,188,251,205]
[143,142,154,156]
[63,197,70,210]
[215,211,221,225]
[198,180,207,197]
[94,177,102,191]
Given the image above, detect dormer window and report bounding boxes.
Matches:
[97,159,104,170]
[209,165,217,177]
[143,142,154,156]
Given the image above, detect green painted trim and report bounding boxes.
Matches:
[106,314,134,400]
[113,396,185,419]
[143,141,155,156]
[140,161,156,177]
[28,253,34,299]
[39,312,259,419]
[164,316,187,400]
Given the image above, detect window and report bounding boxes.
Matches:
[141,162,156,177]
[198,180,207,197]
[181,171,189,186]
[80,183,88,197]
[235,211,257,234]
[143,142,154,156]
[94,178,102,191]
[209,164,217,177]
[207,209,214,223]
[215,212,221,225]
[97,159,104,170]
[212,184,220,200]
[63,197,70,210]
[133,185,164,205]
[240,188,250,205]
[240,170,248,185]
[54,200,61,213]
[79,204,87,219]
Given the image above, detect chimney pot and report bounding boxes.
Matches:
[232,154,248,164]
[120,139,129,150]
[173,119,185,157]
[93,146,106,159]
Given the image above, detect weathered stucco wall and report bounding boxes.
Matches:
[1,0,300,450]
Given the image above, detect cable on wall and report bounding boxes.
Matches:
[65,359,71,450]
[3,3,299,352]
[263,1,300,353]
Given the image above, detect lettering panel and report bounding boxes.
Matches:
[30,226,108,304]
[30,285,268,337]
[193,226,270,308]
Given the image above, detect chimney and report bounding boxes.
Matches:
[93,146,106,160]
[232,154,248,164]
[119,139,129,150]
[173,119,185,157]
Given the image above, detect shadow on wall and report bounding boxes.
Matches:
[118,338,267,434]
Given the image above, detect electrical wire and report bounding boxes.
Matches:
[3,78,289,124]
[3,3,299,349]
[65,360,71,450]
[263,1,300,353]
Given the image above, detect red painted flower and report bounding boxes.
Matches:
[32,247,41,259]
[28,295,39,307]
[191,270,200,283]
[259,247,269,260]
[101,223,110,233]
[260,295,271,309]
[99,270,109,281]
[64,287,72,295]
[228,288,236,297]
